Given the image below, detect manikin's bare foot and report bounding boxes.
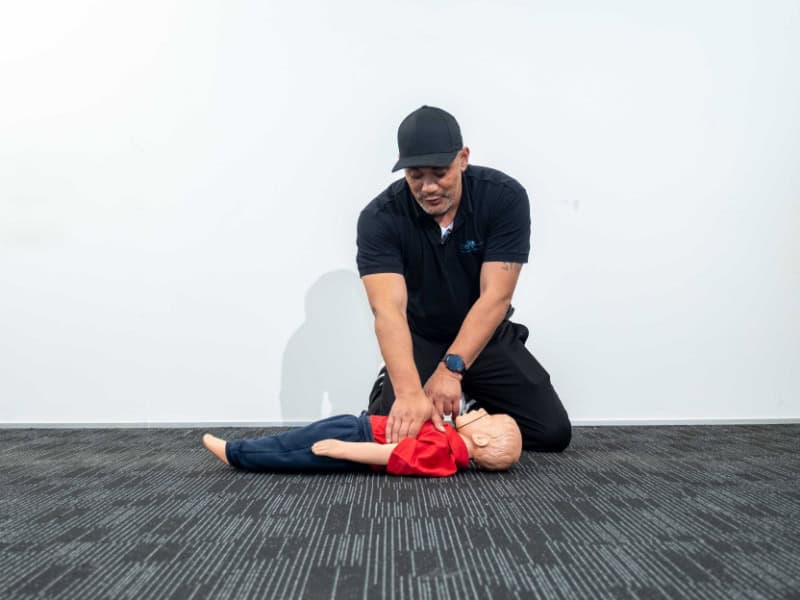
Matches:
[202,433,229,465]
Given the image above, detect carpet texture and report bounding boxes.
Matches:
[1,425,798,599]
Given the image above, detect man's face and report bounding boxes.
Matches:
[404,148,470,220]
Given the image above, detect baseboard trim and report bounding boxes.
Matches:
[0,421,309,429]
[571,418,800,426]
[1,418,799,429]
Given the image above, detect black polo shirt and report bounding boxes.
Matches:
[357,164,531,342]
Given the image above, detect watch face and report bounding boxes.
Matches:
[445,354,465,373]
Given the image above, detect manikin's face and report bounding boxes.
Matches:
[404,148,470,222]
[454,407,489,431]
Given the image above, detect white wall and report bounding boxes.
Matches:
[1,1,798,425]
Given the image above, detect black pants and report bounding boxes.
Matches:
[367,320,571,452]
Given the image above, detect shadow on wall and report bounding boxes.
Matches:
[280,269,381,421]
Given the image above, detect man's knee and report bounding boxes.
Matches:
[522,418,571,452]
[367,366,394,415]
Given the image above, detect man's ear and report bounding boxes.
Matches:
[459,147,470,171]
[471,433,489,447]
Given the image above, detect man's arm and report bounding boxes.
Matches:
[425,261,523,428]
[311,439,399,465]
[362,273,432,443]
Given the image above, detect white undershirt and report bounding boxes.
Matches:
[440,223,453,241]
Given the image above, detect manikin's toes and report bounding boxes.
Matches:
[202,433,229,465]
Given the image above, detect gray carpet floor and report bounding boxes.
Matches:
[1,424,798,599]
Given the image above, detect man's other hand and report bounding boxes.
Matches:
[386,389,432,443]
[424,364,463,432]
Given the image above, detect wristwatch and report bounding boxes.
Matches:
[442,353,466,375]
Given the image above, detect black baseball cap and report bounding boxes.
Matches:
[392,105,463,172]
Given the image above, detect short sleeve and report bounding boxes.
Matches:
[386,434,458,477]
[483,185,531,264]
[356,208,404,276]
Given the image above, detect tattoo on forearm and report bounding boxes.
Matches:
[501,262,522,272]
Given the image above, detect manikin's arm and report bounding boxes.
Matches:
[311,439,399,465]
[361,273,432,443]
[425,261,523,421]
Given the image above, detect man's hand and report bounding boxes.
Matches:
[424,363,463,432]
[386,389,432,443]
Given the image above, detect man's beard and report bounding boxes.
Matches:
[415,195,452,216]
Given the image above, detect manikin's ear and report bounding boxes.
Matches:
[471,432,489,447]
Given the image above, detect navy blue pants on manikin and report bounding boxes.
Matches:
[224,413,374,471]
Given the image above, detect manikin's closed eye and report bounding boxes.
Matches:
[455,412,489,431]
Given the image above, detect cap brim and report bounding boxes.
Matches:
[391,150,460,172]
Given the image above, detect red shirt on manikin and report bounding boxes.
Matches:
[369,415,470,477]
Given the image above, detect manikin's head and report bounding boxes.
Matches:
[454,409,523,471]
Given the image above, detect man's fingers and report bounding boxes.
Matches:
[440,399,454,418]
[433,397,456,421]
[406,419,423,439]
[391,422,403,444]
[431,412,445,432]
[386,415,398,444]
[432,396,446,417]
[397,421,411,441]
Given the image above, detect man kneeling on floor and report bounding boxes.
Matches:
[202,408,522,477]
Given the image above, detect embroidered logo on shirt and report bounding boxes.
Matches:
[459,240,482,254]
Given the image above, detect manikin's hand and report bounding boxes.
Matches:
[386,389,432,443]
[311,439,346,459]
[424,364,463,432]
